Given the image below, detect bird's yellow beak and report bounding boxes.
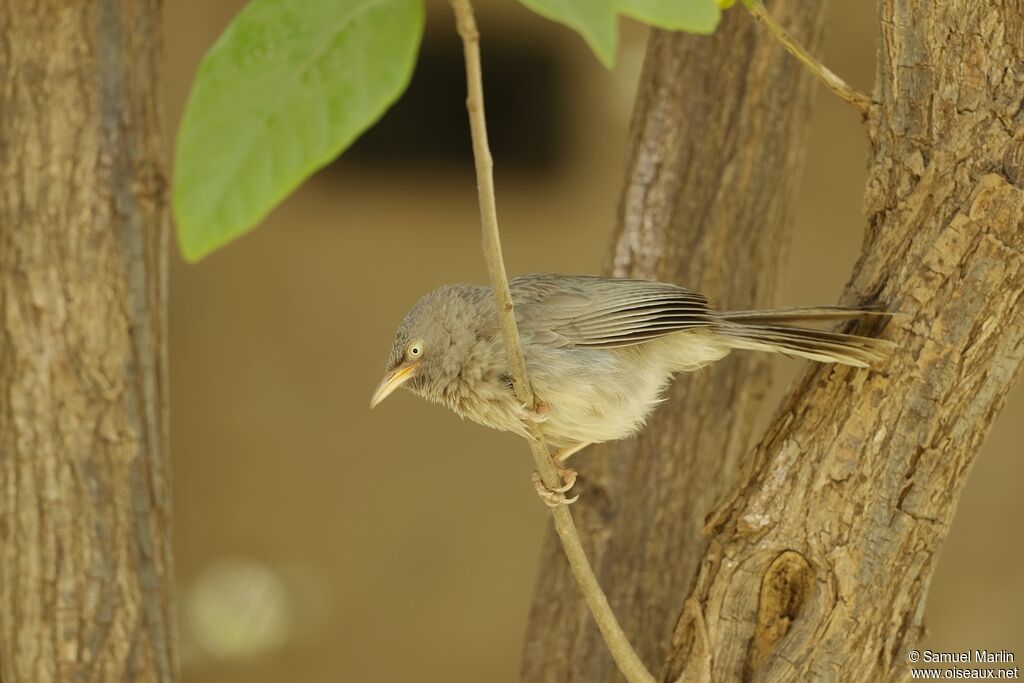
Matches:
[370,361,420,408]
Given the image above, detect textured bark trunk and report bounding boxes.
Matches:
[666,1,1024,681]
[521,2,830,680]
[0,2,176,681]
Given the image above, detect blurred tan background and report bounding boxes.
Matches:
[163,2,1023,681]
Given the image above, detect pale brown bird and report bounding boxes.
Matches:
[371,274,892,502]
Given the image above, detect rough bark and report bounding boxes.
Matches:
[0,2,176,682]
[521,2,829,680]
[665,1,1024,681]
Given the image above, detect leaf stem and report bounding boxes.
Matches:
[449,2,656,682]
[742,0,871,114]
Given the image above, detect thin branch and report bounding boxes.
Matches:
[742,0,872,115]
[448,2,656,682]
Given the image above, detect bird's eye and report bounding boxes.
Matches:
[409,344,421,357]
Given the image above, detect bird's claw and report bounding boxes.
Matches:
[532,468,579,507]
[518,400,549,423]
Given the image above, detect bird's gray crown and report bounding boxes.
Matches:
[385,284,497,394]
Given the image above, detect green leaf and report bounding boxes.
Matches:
[518,0,722,70]
[517,0,618,68]
[717,0,739,8]
[617,0,721,34]
[173,0,424,261]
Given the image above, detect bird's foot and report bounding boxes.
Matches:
[517,400,549,423]
[532,467,578,507]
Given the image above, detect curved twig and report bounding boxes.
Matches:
[743,0,872,115]
[449,2,656,682]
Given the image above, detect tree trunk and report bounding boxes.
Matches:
[667,1,1024,680]
[525,0,1024,681]
[521,2,830,680]
[0,2,177,681]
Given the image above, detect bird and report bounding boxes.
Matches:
[370,274,893,504]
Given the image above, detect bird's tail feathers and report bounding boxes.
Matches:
[717,308,894,368]
[720,305,889,325]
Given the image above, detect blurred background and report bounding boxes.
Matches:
[164,1,1023,681]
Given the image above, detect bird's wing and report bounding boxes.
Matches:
[510,274,715,349]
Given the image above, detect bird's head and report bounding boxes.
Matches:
[370,284,490,408]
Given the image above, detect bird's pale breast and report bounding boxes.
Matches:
[441,329,731,448]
